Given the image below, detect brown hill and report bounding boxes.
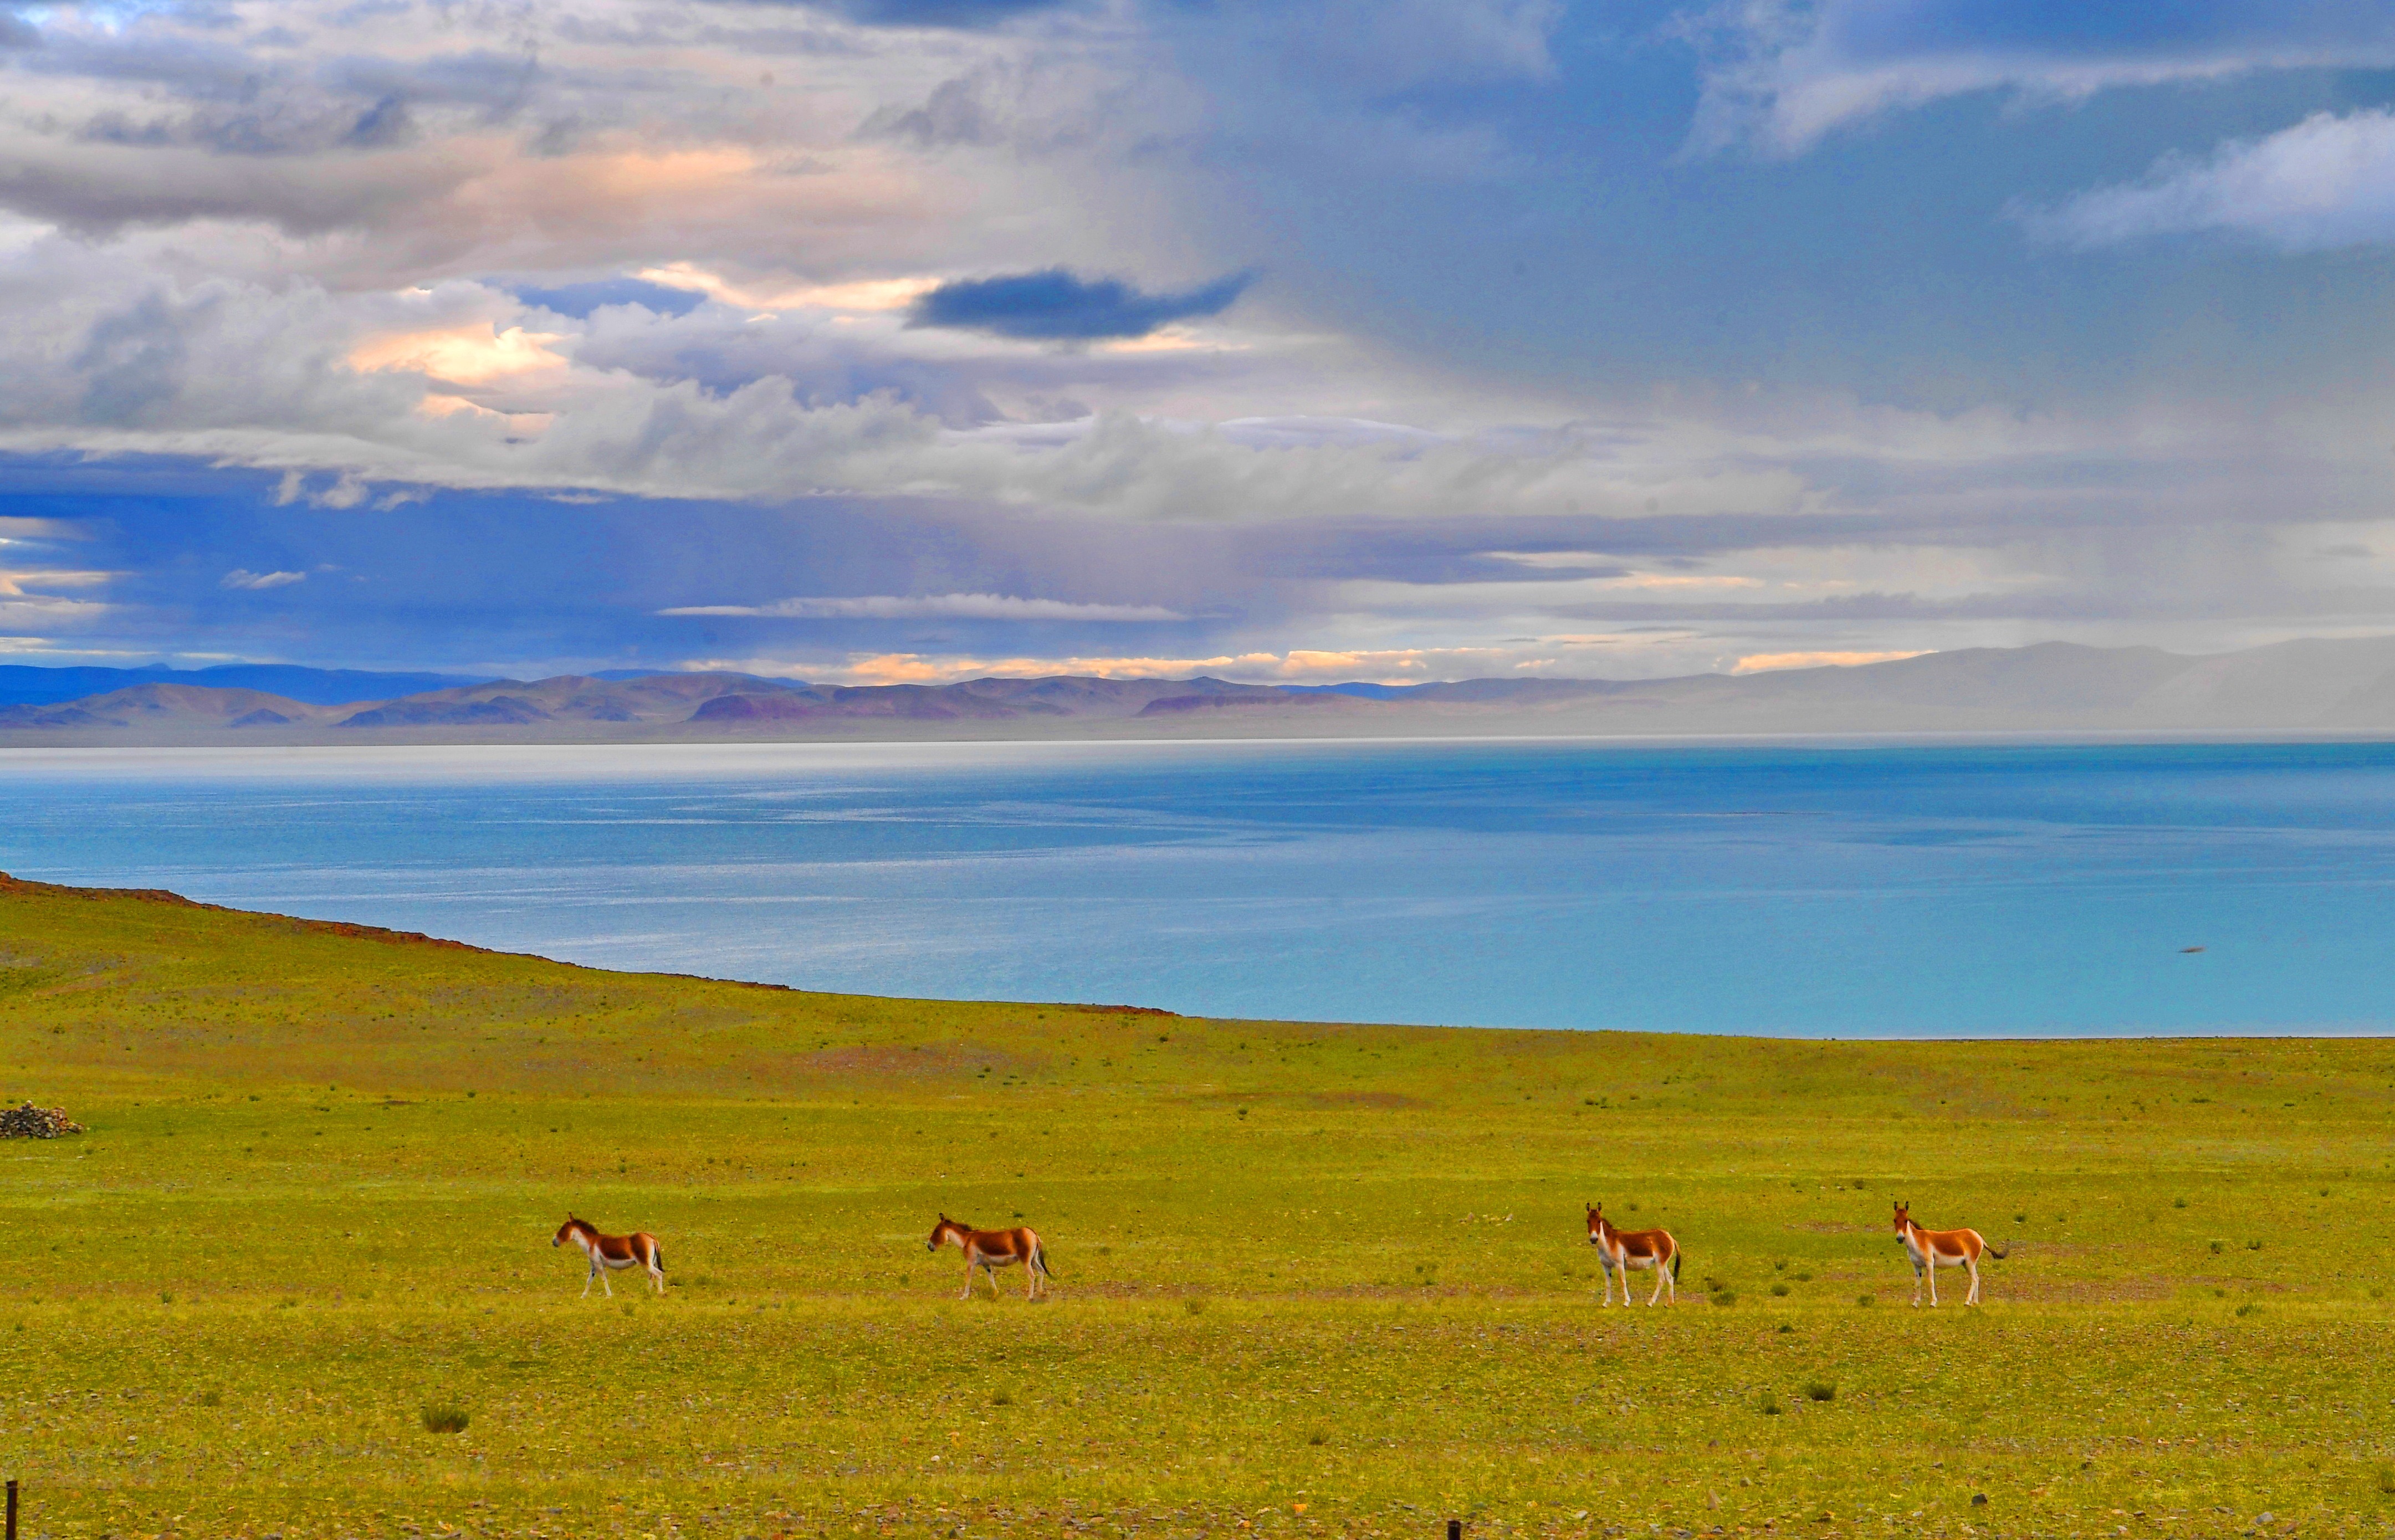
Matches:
[689,675,1280,724]
[335,673,794,727]
[0,683,330,729]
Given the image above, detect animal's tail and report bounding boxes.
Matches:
[1035,1241,1056,1278]
[1983,1237,2008,1261]
[1670,1249,1682,1281]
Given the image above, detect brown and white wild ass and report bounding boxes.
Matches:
[1586,1203,1681,1306]
[927,1215,1054,1301]
[552,1216,666,1297]
[1892,1201,2007,1307]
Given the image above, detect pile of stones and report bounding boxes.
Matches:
[0,1101,84,1138]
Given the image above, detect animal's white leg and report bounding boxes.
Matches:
[1648,1261,1664,1307]
[581,1261,593,1298]
[1600,1258,1614,1306]
[1967,1256,1980,1307]
[1911,1257,1922,1307]
[1926,1255,1938,1308]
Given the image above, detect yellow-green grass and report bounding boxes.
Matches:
[5,871,2395,1539]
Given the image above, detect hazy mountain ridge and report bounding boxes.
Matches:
[0,663,495,708]
[9,637,2395,740]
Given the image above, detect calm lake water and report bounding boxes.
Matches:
[4,738,2393,1036]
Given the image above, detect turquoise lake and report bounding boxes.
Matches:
[4,738,2392,1036]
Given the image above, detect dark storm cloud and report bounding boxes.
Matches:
[910,268,1256,341]
[316,49,540,114]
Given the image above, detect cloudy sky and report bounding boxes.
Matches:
[6,0,2395,684]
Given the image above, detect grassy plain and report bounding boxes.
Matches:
[4,872,2395,1539]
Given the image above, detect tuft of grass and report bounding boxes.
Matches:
[1306,1429,1330,1446]
[1804,1381,1836,1403]
[420,1404,470,1434]
[2235,1302,2260,1318]
[1770,1283,1790,1297]
[1856,1293,1876,1307]
[197,1389,222,1407]
[1712,1290,1737,1307]
[1184,1297,1206,1316]
[990,1389,1013,1406]
[1757,1393,1781,1416]
[2376,1466,2395,1497]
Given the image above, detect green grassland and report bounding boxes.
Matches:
[5,872,2395,1539]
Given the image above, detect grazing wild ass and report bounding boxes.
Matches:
[928,1215,1054,1301]
[552,1216,666,1297]
[1893,1201,2007,1307]
[1586,1203,1681,1306]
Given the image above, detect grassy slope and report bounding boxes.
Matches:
[4,873,2395,1538]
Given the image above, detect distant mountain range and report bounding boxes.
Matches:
[11,637,2395,739]
[0,663,494,708]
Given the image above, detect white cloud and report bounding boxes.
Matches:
[0,517,91,543]
[1732,648,1930,673]
[691,641,1615,687]
[658,592,1186,621]
[221,568,308,590]
[2023,109,2395,252]
[1690,1,2395,157]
